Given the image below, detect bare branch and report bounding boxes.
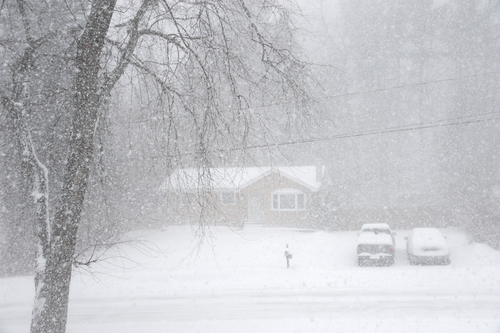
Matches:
[138,29,189,50]
[100,0,156,97]
[16,0,34,45]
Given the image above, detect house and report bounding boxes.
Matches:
[161,166,327,227]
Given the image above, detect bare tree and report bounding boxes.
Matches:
[0,0,313,332]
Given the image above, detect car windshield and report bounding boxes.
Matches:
[363,228,391,235]
[358,244,392,254]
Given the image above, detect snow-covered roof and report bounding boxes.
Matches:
[161,166,324,192]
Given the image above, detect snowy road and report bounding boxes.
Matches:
[3,290,499,325]
[64,291,500,323]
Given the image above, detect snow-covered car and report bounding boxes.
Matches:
[357,232,395,266]
[405,228,450,265]
[359,223,396,246]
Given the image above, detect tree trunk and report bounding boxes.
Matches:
[1,91,51,330]
[30,1,117,332]
[0,15,51,332]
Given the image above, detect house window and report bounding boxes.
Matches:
[272,190,306,211]
[181,192,196,205]
[297,194,305,209]
[221,191,236,205]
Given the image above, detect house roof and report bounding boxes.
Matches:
[161,166,324,192]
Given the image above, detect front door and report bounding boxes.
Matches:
[247,193,264,223]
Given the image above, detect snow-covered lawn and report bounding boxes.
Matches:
[1,226,500,333]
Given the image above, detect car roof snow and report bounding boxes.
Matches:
[358,232,393,245]
[361,223,392,230]
[411,228,447,247]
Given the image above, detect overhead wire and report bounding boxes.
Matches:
[109,70,500,124]
[180,68,500,155]
[114,69,500,157]
[318,70,500,100]
[155,112,499,159]
[208,112,500,154]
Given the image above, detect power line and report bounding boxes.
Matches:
[235,114,500,151]
[161,112,499,158]
[115,69,500,158]
[126,112,500,162]
[109,70,500,125]
[319,70,500,100]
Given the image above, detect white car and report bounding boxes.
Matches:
[359,223,396,246]
[405,228,450,265]
[357,232,395,266]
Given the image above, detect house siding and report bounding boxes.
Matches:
[165,190,246,226]
[163,167,324,228]
[241,172,314,227]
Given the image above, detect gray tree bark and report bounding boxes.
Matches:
[30,1,117,332]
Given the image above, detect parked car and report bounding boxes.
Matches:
[359,223,396,246]
[405,228,450,265]
[357,232,395,266]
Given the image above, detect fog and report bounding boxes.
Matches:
[286,0,500,238]
[1,1,500,332]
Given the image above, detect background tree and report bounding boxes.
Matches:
[297,0,500,233]
[438,0,500,246]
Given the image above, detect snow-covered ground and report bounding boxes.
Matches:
[1,226,500,333]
